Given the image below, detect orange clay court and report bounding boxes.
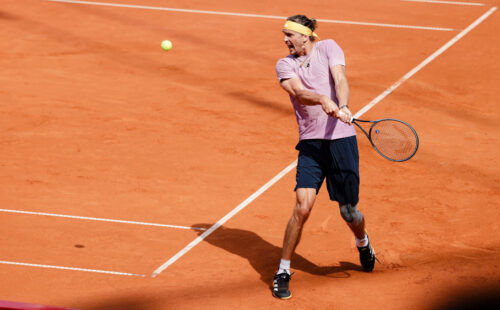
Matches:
[0,0,499,309]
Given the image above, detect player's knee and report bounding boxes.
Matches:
[339,203,363,226]
[294,204,312,224]
[295,206,310,221]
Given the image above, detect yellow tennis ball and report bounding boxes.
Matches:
[161,40,173,51]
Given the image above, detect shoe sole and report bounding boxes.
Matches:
[272,292,292,300]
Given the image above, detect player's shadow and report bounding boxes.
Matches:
[192,224,363,288]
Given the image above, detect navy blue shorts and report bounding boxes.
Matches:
[295,136,360,206]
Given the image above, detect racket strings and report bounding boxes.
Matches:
[370,121,418,161]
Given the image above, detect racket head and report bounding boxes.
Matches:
[367,118,419,162]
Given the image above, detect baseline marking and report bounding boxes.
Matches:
[0,260,146,277]
[0,208,207,231]
[402,0,485,6]
[152,6,497,277]
[47,0,456,31]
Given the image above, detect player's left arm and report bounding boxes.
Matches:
[330,64,352,121]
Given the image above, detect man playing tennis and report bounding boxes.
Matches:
[273,15,376,299]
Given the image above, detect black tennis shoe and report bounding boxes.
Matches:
[272,272,293,299]
[357,240,376,272]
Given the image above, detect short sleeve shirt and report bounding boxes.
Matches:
[276,39,356,140]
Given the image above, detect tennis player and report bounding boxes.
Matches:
[273,15,376,299]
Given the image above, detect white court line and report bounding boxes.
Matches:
[354,6,497,118]
[0,208,207,231]
[151,161,297,277]
[151,6,497,277]
[47,0,456,31]
[0,260,146,277]
[402,0,485,6]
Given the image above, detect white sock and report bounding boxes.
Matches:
[356,234,369,247]
[277,259,290,275]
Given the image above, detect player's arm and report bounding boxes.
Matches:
[280,77,344,119]
[330,64,352,122]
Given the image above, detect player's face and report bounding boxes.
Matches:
[283,30,307,56]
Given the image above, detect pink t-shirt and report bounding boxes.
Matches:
[276,39,356,140]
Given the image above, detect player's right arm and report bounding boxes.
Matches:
[280,77,349,122]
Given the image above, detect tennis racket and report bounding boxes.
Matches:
[351,118,419,162]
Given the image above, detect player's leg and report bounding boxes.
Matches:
[273,187,316,300]
[338,203,375,271]
[273,140,324,299]
[281,187,317,261]
[339,203,365,239]
[280,140,324,265]
[326,136,376,272]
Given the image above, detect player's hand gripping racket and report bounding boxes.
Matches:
[351,118,419,162]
